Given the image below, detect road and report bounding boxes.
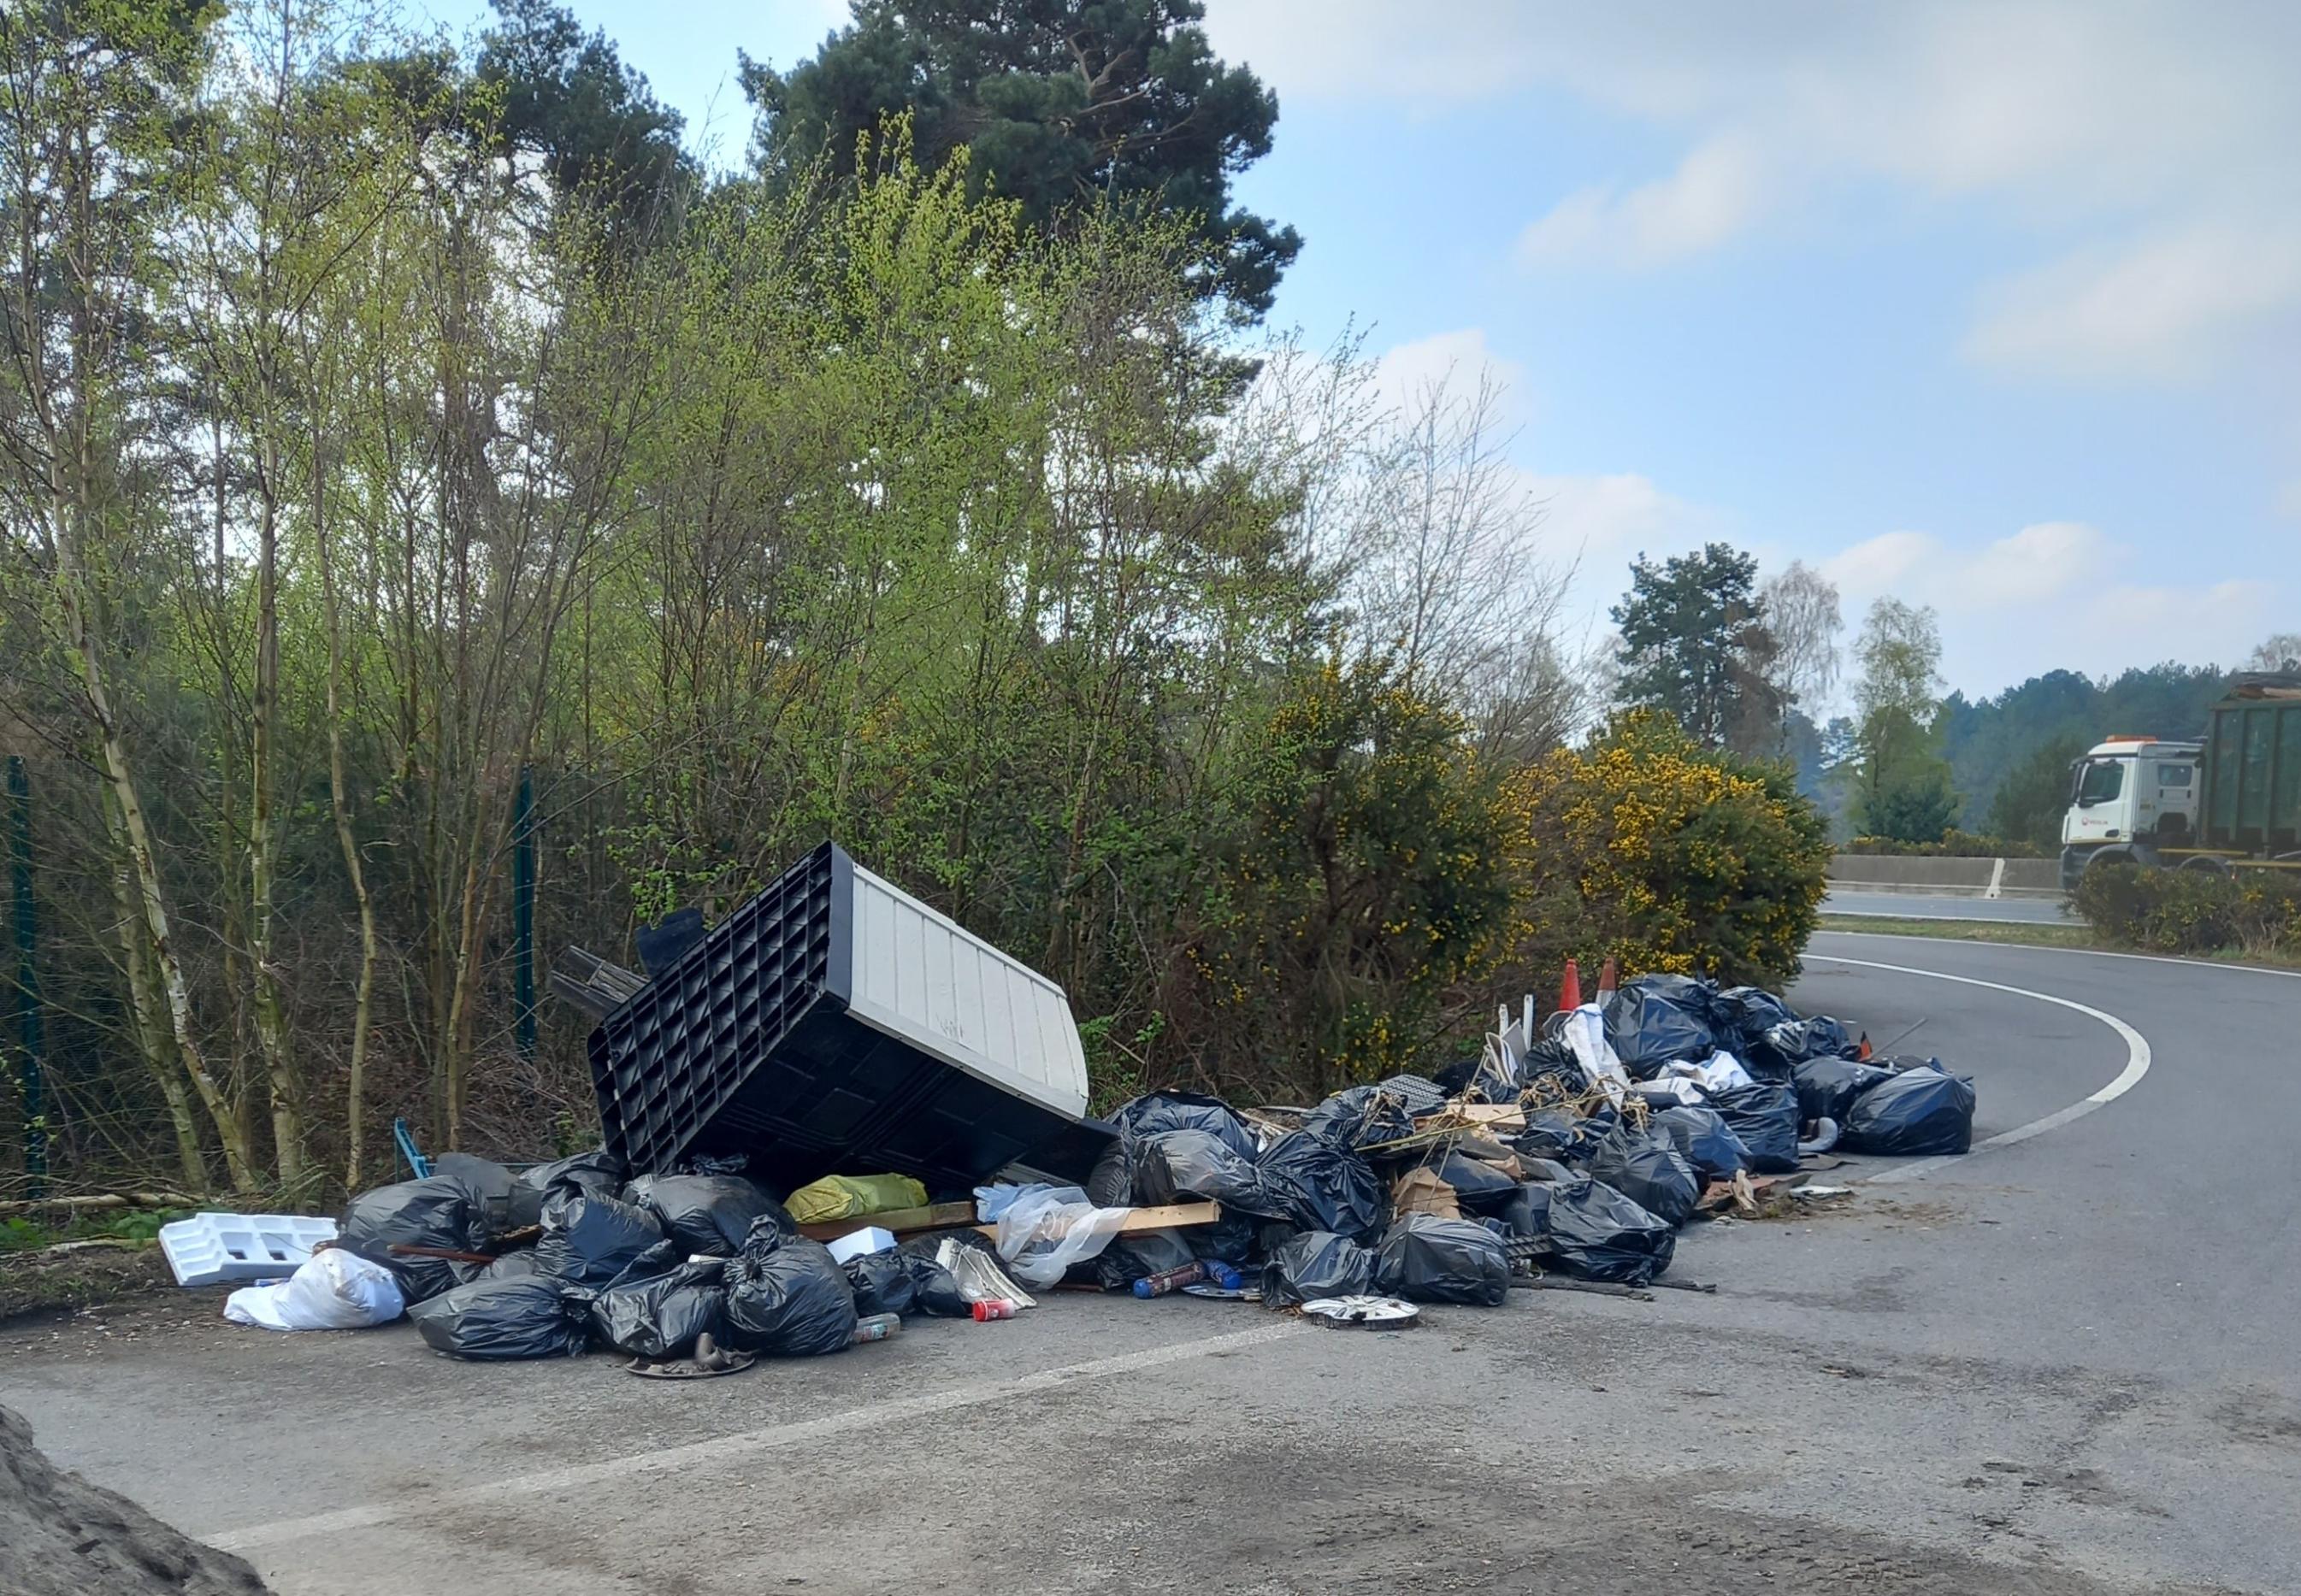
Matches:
[6,931,2299,1595]
[1822,887,2074,924]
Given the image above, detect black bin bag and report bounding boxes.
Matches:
[1133,1129,1269,1208]
[410,1276,588,1360]
[904,1254,969,1317]
[1373,1216,1510,1306]
[1261,1231,1377,1310]
[1603,975,1720,1074]
[841,1250,917,1317]
[1256,1131,1384,1238]
[623,1173,794,1257]
[723,1221,857,1356]
[1792,1056,1895,1125]
[534,1191,671,1287]
[1706,1081,1802,1173]
[1585,1127,1702,1226]
[1540,1176,1676,1285]
[518,1148,625,1205]
[1841,1065,1975,1156]
[337,1175,491,1304]
[1652,1104,1749,1182]
[587,1259,728,1359]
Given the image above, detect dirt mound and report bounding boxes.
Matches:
[0,1405,270,1595]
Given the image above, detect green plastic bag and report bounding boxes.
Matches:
[786,1173,929,1225]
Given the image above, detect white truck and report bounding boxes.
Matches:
[2058,674,2301,889]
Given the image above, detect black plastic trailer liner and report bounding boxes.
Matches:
[588,843,1112,1193]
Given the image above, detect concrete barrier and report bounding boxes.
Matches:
[1826,854,2065,899]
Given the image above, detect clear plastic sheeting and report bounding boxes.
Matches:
[223,1248,405,1331]
[1557,1004,1631,1104]
[984,1184,1135,1287]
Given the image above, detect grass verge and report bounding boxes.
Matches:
[1814,915,2301,972]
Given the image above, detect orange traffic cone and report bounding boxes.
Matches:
[1856,1032,1873,1061]
[1596,955,1620,998]
[1558,957,1582,1012]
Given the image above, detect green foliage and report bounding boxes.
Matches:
[1170,660,1516,1100]
[1940,665,2227,831]
[2074,865,2301,957]
[1862,765,1959,845]
[1985,733,2089,851]
[1611,543,1782,754]
[1504,710,1830,989]
[744,0,1300,315]
[477,0,693,238]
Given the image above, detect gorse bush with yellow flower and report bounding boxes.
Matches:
[1497,710,1830,992]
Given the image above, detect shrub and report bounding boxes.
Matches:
[1500,710,1831,990]
[1167,660,1518,1102]
[2074,864,2301,957]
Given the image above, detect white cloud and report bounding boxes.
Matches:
[1372,327,1528,419]
[1963,224,2301,381]
[1814,519,2287,692]
[1516,138,1767,269]
[1206,1,2301,382]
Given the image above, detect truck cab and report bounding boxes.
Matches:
[2059,737,2202,881]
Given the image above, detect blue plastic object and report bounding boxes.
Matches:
[393,1116,433,1180]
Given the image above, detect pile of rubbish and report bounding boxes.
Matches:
[215,962,1976,1357]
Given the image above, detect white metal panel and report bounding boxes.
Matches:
[840,861,1090,1117]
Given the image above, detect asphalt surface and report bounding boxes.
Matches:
[6,931,2299,1595]
[1822,887,2074,924]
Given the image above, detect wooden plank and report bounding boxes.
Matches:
[971,1199,1221,1240]
[795,1200,978,1243]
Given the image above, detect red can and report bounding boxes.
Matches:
[971,1299,1020,1322]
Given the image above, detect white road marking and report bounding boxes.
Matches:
[1806,952,2152,1184]
[206,1319,1304,1553]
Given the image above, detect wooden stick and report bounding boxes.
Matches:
[0,1191,197,1216]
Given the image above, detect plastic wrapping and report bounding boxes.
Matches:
[1373,1216,1510,1305]
[1585,1127,1702,1226]
[223,1249,405,1331]
[587,1259,729,1359]
[1705,1081,1803,1174]
[533,1192,671,1287]
[1792,1056,1897,1125]
[988,1184,1134,1287]
[623,1174,794,1257]
[1748,1016,1856,1075]
[1602,975,1720,1074]
[1534,1176,1677,1284]
[723,1223,858,1355]
[336,1175,492,1304]
[786,1175,929,1226]
[1255,1131,1384,1238]
[1651,1105,1750,1181]
[1261,1231,1377,1309]
[1841,1065,1976,1156]
[410,1276,589,1360]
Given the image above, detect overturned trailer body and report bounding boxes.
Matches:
[587,843,1112,1193]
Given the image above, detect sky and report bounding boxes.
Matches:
[419,0,2298,705]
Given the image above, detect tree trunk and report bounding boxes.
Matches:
[316,447,379,1193]
[50,498,257,1191]
[104,800,206,1195]
[249,462,304,1193]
